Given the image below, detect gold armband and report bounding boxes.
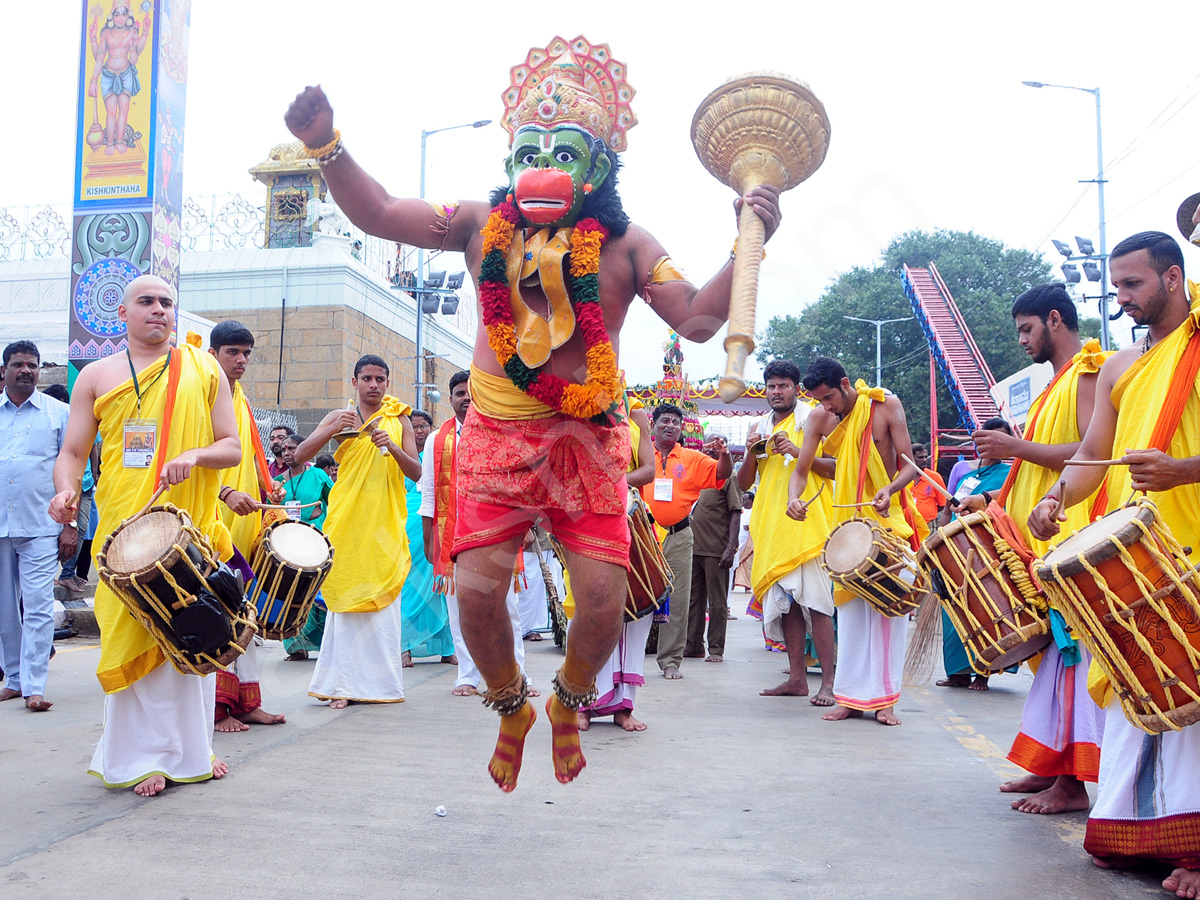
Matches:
[641,256,688,305]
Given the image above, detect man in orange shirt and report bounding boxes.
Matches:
[911,443,946,529]
[640,404,731,679]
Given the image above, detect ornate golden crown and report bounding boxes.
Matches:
[501,36,637,153]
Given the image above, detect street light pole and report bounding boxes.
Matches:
[414,119,490,409]
[1022,81,1110,350]
[844,316,913,387]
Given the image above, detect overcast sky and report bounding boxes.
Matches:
[12,1,1200,386]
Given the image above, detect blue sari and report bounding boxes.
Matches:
[400,452,455,657]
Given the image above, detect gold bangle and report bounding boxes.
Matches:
[303,128,341,160]
[730,238,765,261]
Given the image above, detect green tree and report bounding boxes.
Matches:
[758,229,1098,446]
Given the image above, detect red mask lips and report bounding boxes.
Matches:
[514,168,576,225]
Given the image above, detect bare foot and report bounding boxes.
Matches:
[401,650,413,668]
[235,707,286,726]
[25,695,52,711]
[822,705,864,722]
[133,774,166,796]
[440,655,458,665]
[215,716,250,732]
[1163,868,1200,898]
[546,696,587,784]
[1011,775,1090,814]
[577,709,591,732]
[760,679,808,697]
[781,667,790,675]
[613,709,647,732]
[212,758,228,779]
[706,654,724,663]
[489,701,536,793]
[285,650,309,661]
[452,685,478,697]
[810,686,837,707]
[663,665,682,680]
[329,698,349,709]
[874,707,902,726]
[528,687,541,698]
[969,675,990,691]
[1000,774,1056,794]
[525,632,544,641]
[936,674,972,687]
[0,688,20,701]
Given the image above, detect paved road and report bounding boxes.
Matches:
[0,597,1171,899]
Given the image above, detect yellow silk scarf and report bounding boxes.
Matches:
[321,395,413,613]
[1003,339,1110,556]
[216,382,265,559]
[748,407,833,600]
[93,346,232,693]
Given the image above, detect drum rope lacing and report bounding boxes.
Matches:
[920,513,1048,673]
[1042,509,1200,733]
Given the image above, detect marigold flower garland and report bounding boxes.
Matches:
[478,201,621,422]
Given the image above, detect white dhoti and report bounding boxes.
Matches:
[831,597,905,711]
[1084,698,1200,866]
[442,575,525,689]
[584,613,655,717]
[1007,644,1104,780]
[761,558,833,644]
[89,663,216,789]
[308,599,405,703]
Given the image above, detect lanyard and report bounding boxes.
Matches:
[126,348,170,413]
[287,466,310,499]
[659,446,673,476]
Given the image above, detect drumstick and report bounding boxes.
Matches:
[832,501,874,509]
[257,500,322,510]
[1050,478,1066,522]
[899,454,955,502]
[799,480,826,511]
[130,483,168,522]
[1060,458,1126,467]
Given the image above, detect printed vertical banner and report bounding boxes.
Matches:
[75,2,157,206]
[69,0,190,383]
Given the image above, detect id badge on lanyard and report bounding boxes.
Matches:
[654,478,673,502]
[123,418,157,469]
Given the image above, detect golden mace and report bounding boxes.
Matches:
[691,72,831,402]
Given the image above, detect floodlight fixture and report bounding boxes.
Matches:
[425,270,446,290]
[1052,239,1074,258]
[1061,263,1081,284]
[441,297,460,315]
[1082,261,1101,282]
[1075,236,1095,255]
[421,295,440,314]
[446,271,465,290]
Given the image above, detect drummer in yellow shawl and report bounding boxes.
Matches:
[738,359,837,705]
[207,320,287,732]
[787,357,927,726]
[295,354,421,708]
[49,275,242,796]
[948,285,1108,815]
[1029,232,1200,897]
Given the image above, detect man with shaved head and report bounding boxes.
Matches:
[50,275,242,796]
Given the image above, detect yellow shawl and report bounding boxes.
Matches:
[748,406,833,600]
[321,395,413,613]
[216,381,265,559]
[1002,339,1109,556]
[1089,280,1200,706]
[823,381,926,604]
[93,345,233,693]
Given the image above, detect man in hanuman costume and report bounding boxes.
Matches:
[285,36,780,790]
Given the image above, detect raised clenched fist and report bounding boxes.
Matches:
[284,85,336,150]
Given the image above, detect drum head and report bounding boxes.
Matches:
[106,510,184,574]
[269,521,331,568]
[824,520,875,574]
[1042,504,1149,566]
